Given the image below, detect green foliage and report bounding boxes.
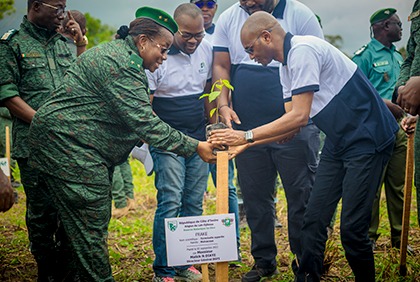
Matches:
[325,34,343,50]
[84,12,116,48]
[199,79,234,122]
[0,0,15,20]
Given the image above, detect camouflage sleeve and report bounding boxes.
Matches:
[105,65,199,157]
[396,16,420,87]
[0,42,20,104]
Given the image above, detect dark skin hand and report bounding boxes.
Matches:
[397,76,420,115]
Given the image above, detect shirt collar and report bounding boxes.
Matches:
[206,23,215,35]
[168,44,181,55]
[282,32,293,66]
[272,0,286,19]
[21,16,64,44]
[371,38,396,52]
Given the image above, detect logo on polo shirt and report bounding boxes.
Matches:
[199,62,207,74]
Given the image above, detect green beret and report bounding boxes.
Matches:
[370,8,397,25]
[135,7,178,34]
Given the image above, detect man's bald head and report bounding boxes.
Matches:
[241,11,280,43]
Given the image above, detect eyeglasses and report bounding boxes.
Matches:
[194,1,217,9]
[38,1,66,16]
[244,28,272,55]
[178,30,206,41]
[148,37,170,55]
[387,21,402,28]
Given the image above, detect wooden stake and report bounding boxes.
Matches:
[5,126,10,181]
[399,133,415,276]
[215,151,229,282]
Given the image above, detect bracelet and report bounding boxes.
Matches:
[218,104,229,110]
[74,35,88,47]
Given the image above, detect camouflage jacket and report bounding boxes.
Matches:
[28,36,198,185]
[396,0,420,87]
[0,16,74,159]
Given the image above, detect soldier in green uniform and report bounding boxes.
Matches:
[27,7,217,281]
[396,0,420,227]
[352,8,408,251]
[0,0,85,280]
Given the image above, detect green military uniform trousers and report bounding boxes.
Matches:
[112,158,134,208]
[416,119,420,226]
[369,127,406,245]
[40,172,115,282]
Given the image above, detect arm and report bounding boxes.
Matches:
[65,11,87,56]
[212,51,240,127]
[209,92,313,145]
[3,96,36,123]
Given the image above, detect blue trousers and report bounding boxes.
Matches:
[150,148,209,277]
[297,143,394,282]
[235,124,320,269]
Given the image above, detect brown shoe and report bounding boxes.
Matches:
[127,197,137,211]
[112,205,130,219]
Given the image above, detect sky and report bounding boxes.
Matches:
[0,0,413,55]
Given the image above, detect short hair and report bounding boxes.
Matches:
[174,3,202,21]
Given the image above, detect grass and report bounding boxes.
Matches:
[1,159,420,281]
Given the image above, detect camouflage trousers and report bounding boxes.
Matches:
[40,172,115,281]
[112,159,134,208]
[18,159,71,280]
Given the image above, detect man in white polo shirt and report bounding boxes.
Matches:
[212,0,323,280]
[209,11,398,282]
[146,3,212,282]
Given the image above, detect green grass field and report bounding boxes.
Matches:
[1,159,419,281]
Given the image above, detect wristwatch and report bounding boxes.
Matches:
[244,130,254,143]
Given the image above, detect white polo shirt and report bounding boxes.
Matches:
[146,39,213,140]
[281,33,398,157]
[212,0,323,130]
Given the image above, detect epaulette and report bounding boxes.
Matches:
[0,29,18,42]
[408,10,420,21]
[353,45,367,56]
[129,52,143,71]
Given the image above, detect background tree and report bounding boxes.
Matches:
[0,0,15,20]
[84,12,116,48]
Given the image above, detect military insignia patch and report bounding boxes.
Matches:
[129,53,143,71]
[354,45,367,56]
[1,29,18,41]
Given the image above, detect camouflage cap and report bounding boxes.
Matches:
[135,7,178,34]
[370,8,397,25]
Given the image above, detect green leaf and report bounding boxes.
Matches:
[209,108,217,118]
[208,91,221,102]
[222,79,234,90]
[199,93,210,99]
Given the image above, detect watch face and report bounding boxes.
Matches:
[245,130,254,143]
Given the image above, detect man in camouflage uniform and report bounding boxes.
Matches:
[27,6,216,281]
[396,0,420,226]
[0,0,85,280]
[352,8,407,250]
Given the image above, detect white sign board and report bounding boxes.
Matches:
[0,158,10,177]
[165,213,238,266]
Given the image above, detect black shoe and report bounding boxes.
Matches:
[242,265,279,282]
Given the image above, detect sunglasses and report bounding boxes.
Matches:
[194,1,217,9]
[38,1,66,16]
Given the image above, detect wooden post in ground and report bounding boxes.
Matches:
[215,151,229,282]
[5,126,10,181]
[399,133,415,276]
